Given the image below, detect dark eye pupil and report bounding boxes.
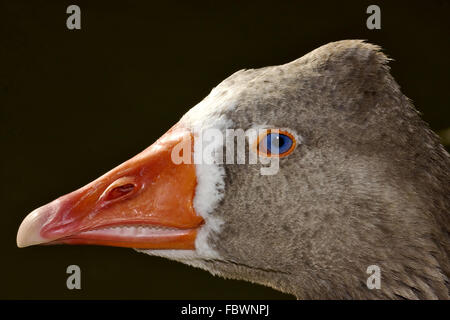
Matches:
[278,136,286,147]
[263,133,293,155]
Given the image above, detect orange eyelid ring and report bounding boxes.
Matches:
[254,129,297,158]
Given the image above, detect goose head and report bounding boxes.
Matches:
[17,40,450,299]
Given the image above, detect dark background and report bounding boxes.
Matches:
[1,0,449,299]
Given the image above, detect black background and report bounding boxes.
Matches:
[1,0,449,299]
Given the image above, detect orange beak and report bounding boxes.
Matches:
[16,125,203,249]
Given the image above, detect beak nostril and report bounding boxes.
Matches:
[103,183,136,202]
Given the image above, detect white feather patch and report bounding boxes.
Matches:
[190,115,231,259]
[138,84,238,261]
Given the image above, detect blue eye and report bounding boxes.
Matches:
[258,131,295,157]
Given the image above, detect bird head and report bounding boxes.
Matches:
[17,40,450,299]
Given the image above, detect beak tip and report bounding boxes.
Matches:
[17,208,48,248]
[16,238,26,248]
